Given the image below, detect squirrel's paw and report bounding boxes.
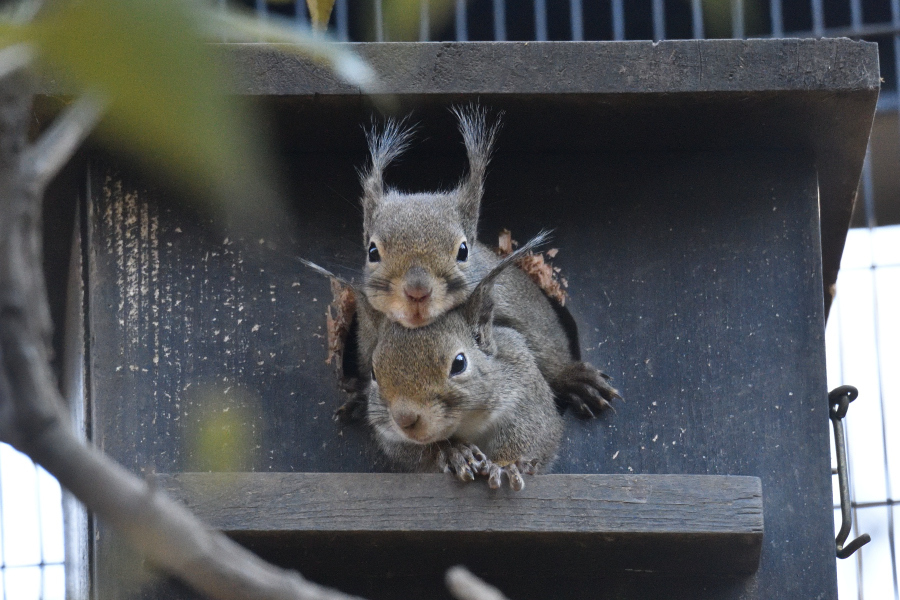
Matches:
[487,459,537,491]
[333,394,367,423]
[556,362,622,419]
[437,442,490,483]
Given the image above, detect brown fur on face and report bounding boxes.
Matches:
[359,107,498,329]
[363,233,564,475]
[364,192,484,329]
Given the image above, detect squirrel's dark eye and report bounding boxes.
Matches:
[450,353,467,376]
[456,241,468,262]
[368,242,381,263]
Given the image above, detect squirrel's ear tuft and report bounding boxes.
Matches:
[452,105,503,239]
[359,118,416,234]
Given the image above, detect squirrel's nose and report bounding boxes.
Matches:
[393,411,420,430]
[404,285,432,303]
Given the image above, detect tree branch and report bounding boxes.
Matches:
[0,67,364,600]
[445,567,511,600]
[21,93,106,193]
[0,44,33,81]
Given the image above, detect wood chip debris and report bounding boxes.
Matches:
[496,229,569,306]
[325,278,356,378]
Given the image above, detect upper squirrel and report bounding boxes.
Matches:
[344,105,620,422]
[362,235,563,490]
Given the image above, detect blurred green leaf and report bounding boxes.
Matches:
[0,0,375,231]
[306,0,336,31]
[184,385,261,472]
[381,0,455,41]
[28,0,248,199]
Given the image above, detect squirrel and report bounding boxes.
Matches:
[360,234,564,490]
[342,105,620,422]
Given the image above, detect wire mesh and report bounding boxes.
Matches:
[2,1,898,599]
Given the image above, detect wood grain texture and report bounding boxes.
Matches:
[159,472,763,535]
[158,472,763,577]
[87,148,833,599]
[218,39,878,315]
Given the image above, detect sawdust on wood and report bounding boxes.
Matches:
[496,229,568,306]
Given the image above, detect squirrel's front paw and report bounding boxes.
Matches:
[437,442,490,482]
[556,361,622,419]
[487,459,538,491]
[333,396,367,423]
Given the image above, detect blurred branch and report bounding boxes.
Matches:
[446,567,511,600]
[204,9,376,90]
[0,43,32,79]
[21,93,106,192]
[0,64,365,600]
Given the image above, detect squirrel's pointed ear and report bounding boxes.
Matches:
[359,118,416,236]
[453,105,502,240]
[463,230,549,341]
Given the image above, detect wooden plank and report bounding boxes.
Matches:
[158,473,763,577]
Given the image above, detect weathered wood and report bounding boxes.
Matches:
[87,148,830,600]
[215,39,880,314]
[160,472,763,534]
[159,472,763,577]
[76,39,881,600]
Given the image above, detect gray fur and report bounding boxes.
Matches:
[354,106,619,419]
[452,104,502,238]
[364,256,563,485]
[360,118,417,237]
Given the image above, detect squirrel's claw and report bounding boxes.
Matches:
[460,444,490,475]
[440,442,489,483]
[487,461,527,491]
[555,361,621,419]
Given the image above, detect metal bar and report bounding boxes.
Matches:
[830,386,872,559]
[0,452,5,569]
[850,0,863,30]
[691,0,704,39]
[811,0,824,37]
[294,0,308,26]
[335,0,348,41]
[420,0,430,41]
[866,100,899,594]
[769,0,783,36]
[863,147,876,229]
[836,499,900,510]
[374,0,384,41]
[493,0,506,41]
[778,21,900,39]
[534,0,547,41]
[570,0,583,41]
[256,0,268,41]
[611,0,625,41]
[731,0,744,38]
[455,0,468,41]
[652,0,665,41]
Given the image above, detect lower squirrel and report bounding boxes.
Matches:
[360,235,564,490]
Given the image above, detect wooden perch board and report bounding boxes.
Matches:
[158,473,763,578]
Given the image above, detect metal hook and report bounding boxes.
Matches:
[829,385,871,559]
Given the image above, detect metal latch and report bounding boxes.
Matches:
[829,385,871,559]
